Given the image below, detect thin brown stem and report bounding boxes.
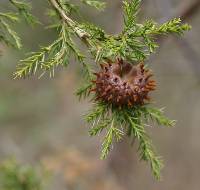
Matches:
[48,0,89,40]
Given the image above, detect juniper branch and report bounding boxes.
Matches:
[124,109,163,179]
[14,23,85,78]
[0,11,21,49]
[86,102,175,179]
[9,0,39,25]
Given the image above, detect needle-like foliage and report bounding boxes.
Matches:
[0,0,39,50]
[9,0,40,25]
[81,0,106,10]
[86,102,175,179]
[14,23,85,78]
[0,12,21,49]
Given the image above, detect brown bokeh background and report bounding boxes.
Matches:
[0,0,200,189]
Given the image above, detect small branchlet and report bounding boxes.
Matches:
[9,0,40,25]
[86,102,175,179]
[0,0,39,49]
[0,12,21,49]
[14,23,85,78]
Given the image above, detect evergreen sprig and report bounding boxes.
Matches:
[9,0,40,25]
[0,0,39,50]
[14,23,85,78]
[86,102,174,179]
[0,12,21,49]
[94,13,191,61]
[13,0,191,76]
[123,0,141,30]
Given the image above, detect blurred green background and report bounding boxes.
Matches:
[0,0,200,189]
